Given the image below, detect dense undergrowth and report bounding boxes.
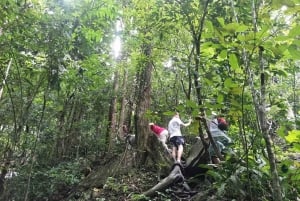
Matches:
[2,150,299,201]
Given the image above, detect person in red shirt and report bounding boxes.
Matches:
[149,123,170,151]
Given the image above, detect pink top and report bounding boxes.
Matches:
[150,124,166,136]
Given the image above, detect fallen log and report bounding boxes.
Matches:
[143,138,211,197]
[143,163,186,197]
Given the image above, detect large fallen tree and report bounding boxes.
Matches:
[143,138,216,198]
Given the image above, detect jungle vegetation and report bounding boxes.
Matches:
[0,0,299,200]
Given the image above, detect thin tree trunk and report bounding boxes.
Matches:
[258,46,282,201]
[24,91,47,201]
[107,71,119,152]
[118,69,128,139]
[290,64,297,129]
[183,0,217,154]
[0,58,12,100]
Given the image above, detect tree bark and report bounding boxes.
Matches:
[135,43,153,166]
[118,69,128,139]
[258,46,282,201]
[107,71,119,152]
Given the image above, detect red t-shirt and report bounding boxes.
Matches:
[150,124,166,136]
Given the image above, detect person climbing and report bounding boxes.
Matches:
[149,123,170,152]
[208,112,232,164]
[168,112,192,163]
[123,124,136,148]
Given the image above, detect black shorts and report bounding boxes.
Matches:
[170,136,185,148]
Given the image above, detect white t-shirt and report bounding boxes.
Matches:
[168,117,184,138]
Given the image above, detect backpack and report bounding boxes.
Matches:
[217,117,228,131]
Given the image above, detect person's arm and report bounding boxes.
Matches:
[182,119,192,127]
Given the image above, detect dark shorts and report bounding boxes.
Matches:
[170,136,185,148]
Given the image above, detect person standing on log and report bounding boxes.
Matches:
[168,112,192,163]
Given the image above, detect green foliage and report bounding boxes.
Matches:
[285,130,300,151]
[103,177,130,193]
[130,193,150,201]
[278,159,300,200]
[0,0,300,200]
[5,160,84,201]
[212,162,273,201]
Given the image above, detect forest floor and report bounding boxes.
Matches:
[61,166,172,200]
[59,140,230,201]
[59,150,220,201]
[66,165,216,201]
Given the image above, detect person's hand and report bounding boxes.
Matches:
[195,116,204,120]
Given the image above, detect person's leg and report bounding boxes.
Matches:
[169,137,177,161]
[177,144,183,162]
[209,137,222,164]
[159,131,169,151]
[162,141,170,152]
[175,136,185,162]
[172,146,177,161]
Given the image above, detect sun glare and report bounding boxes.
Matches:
[112,36,121,59]
[111,19,123,59]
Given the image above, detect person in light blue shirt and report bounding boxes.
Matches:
[208,112,232,164]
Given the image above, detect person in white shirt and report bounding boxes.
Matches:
[168,112,192,163]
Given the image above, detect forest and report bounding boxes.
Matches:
[0,0,300,200]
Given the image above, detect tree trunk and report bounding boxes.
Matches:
[258,46,282,201]
[184,0,212,147]
[0,58,12,100]
[135,43,153,166]
[107,71,119,152]
[118,69,128,139]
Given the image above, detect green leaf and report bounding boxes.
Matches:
[229,54,238,69]
[217,17,225,27]
[224,78,234,88]
[201,47,216,57]
[287,44,300,59]
[270,65,289,76]
[186,100,198,109]
[205,20,214,32]
[288,25,300,37]
[231,87,243,95]
[292,143,300,152]
[217,94,224,103]
[219,50,227,59]
[285,130,300,144]
[224,23,249,33]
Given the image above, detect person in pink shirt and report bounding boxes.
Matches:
[149,123,170,151]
